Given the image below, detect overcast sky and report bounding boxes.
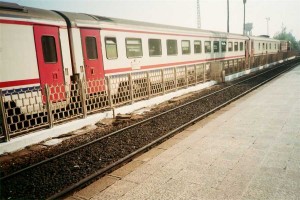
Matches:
[4,0,300,39]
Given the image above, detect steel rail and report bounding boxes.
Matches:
[48,60,300,199]
[1,59,298,182]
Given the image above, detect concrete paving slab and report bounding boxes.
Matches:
[73,175,119,200]
[133,147,166,162]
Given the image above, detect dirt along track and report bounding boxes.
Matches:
[0,58,299,199]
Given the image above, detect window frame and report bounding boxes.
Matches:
[105,37,118,60]
[125,38,143,58]
[221,41,227,52]
[85,36,99,60]
[234,42,239,51]
[181,40,191,55]
[194,40,202,54]
[148,38,162,57]
[228,42,233,52]
[41,35,58,63]
[204,41,212,53]
[213,41,220,53]
[239,42,244,51]
[167,39,178,56]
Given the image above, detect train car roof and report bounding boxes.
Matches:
[0,2,65,26]
[57,10,248,40]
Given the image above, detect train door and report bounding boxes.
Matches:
[34,25,64,101]
[80,29,104,81]
[80,29,105,93]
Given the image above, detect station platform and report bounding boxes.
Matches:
[67,65,300,200]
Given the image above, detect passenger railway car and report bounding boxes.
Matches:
[0,2,289,115]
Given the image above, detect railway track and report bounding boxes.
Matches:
[1,58,299,199]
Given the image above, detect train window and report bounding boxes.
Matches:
[167,40,178,55]
[221,41,226,52]
[85,37,98,59]
[182,40,191,54]
[204,41,211,53]
[126,38,143,58]
[213,41,219,53]
[259,43,261,50]
[41,36,57,63]
[105,37,118,59]
[266,43,268,50]
[149,39,162,56]
[269,43,271,49]
[263,43,265,49]
[240,42,244,51]
[228,42,233,51]
[234,42,238,51]
[194,40,201,54]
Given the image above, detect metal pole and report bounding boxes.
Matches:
[161,69,165,94]
[79,79,87,118]
[185,66,188,88]
[174,68,178,91]
[45,85,54,128]
[243,0,246,35]
[128,74,134,103]
[227,0,230,33]
[146,72,151,99]
[106,76,113,108]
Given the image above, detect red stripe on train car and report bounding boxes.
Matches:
[0,79,40,88]
[104,67,132,74]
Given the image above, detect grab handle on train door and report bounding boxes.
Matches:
[53,72,58,80]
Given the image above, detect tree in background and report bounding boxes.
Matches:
[273,26,300,51]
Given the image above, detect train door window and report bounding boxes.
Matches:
[213,41,219,53]
[167,40,178,55]
[126,38,143,58]
[240,42,244,51]
[228,42,233,51]
[149,39,162,56]
[194,40,201,54]
[263,43,265,49]
[85,37,98,59]
[41,36,57,63]
[204,41,211,53]
[259,43,261,50]
[269,43,271,49]
[266,43,268,50]
[234,42,238,51]
[105,37,118,59]
[181,40,190,54]
[221,41,226,52]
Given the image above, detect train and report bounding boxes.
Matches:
[0,2,288,91]
[0,2,291,137]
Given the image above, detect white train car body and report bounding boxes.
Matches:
[249,36,280,56]
[57,11,248,82]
